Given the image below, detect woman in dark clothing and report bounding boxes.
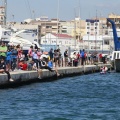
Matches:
[0,59,14,82]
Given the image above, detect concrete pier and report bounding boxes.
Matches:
[0,64,111,88]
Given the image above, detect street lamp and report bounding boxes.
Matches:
[3,0,7,25]
[74,0,81,50]
[56,0,59,48]
[32,10,35,19]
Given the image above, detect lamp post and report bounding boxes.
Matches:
[56,0,59,49]
[74,6,79,50]
[3,0,7,25]
[32,10,35,19]
[74,7,76,49]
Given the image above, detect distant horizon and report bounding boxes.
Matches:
[2,0,120,22]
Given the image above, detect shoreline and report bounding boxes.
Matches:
[0,64,111,89]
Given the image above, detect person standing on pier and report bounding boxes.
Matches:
[64,49,68,66]
[49,48,54,61]
[0,42,7,61]
[81,49,85,66]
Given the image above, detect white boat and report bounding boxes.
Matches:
[9,29,43,50]
[111,51,120,72]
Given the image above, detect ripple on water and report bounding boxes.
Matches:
[0,73,120,119]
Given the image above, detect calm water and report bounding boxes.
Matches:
[0,73,120,120]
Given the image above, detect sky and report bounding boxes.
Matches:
[2,0,120,22]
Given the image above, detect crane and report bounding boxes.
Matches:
[107,18,120,51]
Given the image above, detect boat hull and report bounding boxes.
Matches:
[115,59,120,72]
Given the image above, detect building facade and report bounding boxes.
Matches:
[41,33,75,46]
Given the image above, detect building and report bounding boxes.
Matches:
[30,18,60,35]
[41,33,75,46]
[83,18,112,53]
[60,18,86,40]
[20,17,86,41]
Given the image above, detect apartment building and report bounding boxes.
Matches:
[30,18,60,35]
[86,19,100,36]
[83,18,112,53]
[25,17,86,40]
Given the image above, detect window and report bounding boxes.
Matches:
[87,23,90,25]
[114,53,116,59]
[62,30,67,33]
[87,27,89,29]
[46,26,51,28]
[4,32,6,35]
[104,41,109,45]
[117,53,119,59]
[87,32,89,34]
[95,23,98,26]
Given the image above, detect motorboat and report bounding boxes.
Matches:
[9,29,43,50]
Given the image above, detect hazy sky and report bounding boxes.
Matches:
[4,0,120,22]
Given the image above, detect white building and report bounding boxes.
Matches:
[86,19,100,36]
[83,35,114,53]
[83,19,114,54]
[41,33,75,47]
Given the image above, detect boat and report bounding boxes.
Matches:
[100,71,106,74]
[0,0,44,51]
[8,29,44,50]
[110,51,120,72]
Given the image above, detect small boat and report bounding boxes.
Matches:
[100,71,106,74]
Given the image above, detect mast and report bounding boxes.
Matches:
[3,0,7,25]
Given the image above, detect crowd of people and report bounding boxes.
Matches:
[0,41,108,81]
[70,50,108,67]
[0,42,62,81]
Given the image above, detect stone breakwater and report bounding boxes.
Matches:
[0,64,111,88]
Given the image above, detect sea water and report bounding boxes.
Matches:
[0,73,120,120]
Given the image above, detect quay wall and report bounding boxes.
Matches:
[0,64,111,88]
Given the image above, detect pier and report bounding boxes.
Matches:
[0,64,111,88]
